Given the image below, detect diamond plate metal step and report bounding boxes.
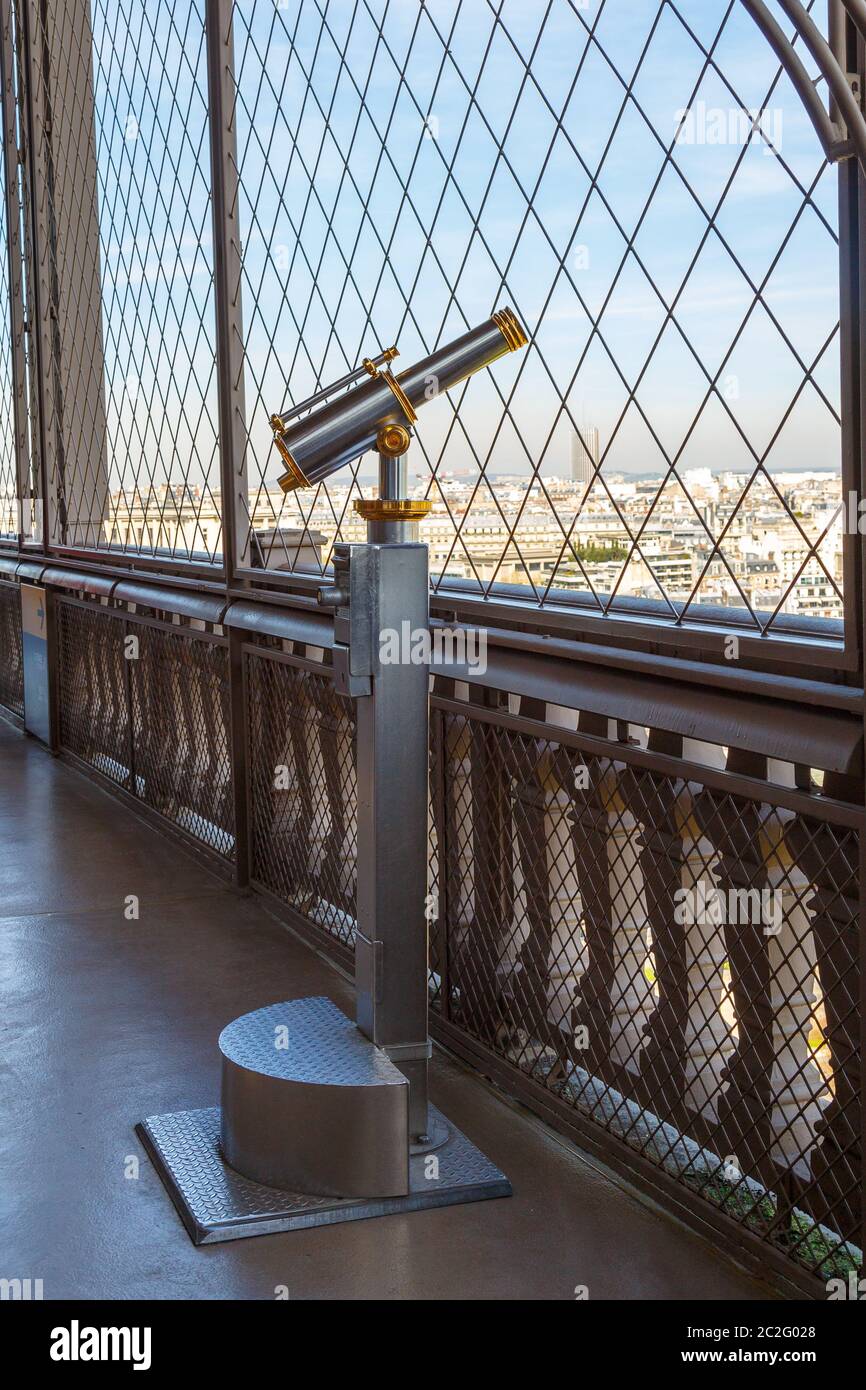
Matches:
[137,1104,511,1245]
[138,995,511,1242]
[219,997,409,1197]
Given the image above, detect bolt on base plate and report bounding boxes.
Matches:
[137,1105,511,1246]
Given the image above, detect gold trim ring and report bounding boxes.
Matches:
[354,499,432,521]
[381,370,418,425]
[493,306,529,352]
[274,437,311,492]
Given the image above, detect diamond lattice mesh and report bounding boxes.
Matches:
[239,636,861,1284]
[432,706,860,1280]
[230,0,843,635]
[246,647,358,944]
[57,599,130,781]
[129,623,234,857]
[26,0,220,559]
[246,652,452,991]
[0,581,24,714]
[56,597,234,857]
[0,42,16,540]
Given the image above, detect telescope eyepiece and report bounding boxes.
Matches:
[492,307,527,353]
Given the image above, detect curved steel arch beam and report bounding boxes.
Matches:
[777,0,866,150]
[739,0,866,171]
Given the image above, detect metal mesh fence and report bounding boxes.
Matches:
[0,53,16,539]
[430,701,861,1283]
[0,579,23,714]
[0,0,852,645]
[22,0,220,559]
[57,599,130,779]
[3,0,861,1296]
[129,622,234,855]
[246,643,449,996]
[242,641,861,1286]
[229,0,845,638]
[56,597,234,857]
[246,647,357,945]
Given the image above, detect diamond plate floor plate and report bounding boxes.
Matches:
[137,1106,511,1244]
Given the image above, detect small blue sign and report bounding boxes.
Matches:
[21,583,51,745]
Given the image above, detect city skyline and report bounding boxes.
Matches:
[100,459,846,624]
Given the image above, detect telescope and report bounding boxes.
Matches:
[137,310,531,1230]
[270,307,528,495]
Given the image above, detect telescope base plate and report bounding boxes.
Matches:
[137,1104,511,1246]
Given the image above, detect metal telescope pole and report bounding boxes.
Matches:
[350,423,434,1144]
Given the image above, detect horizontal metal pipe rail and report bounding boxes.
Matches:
[3,544,861,707]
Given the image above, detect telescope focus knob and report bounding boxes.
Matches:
[376,423,412,458]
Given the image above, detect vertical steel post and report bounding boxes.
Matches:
[17,0,51,553]
[206,0,251,888]
[17,0,108,552]
[831,0,866,1260]
[0,0,29,545]
[831,0,863,663]
[206,0,250,583]
[351,446,432,1142]
[855,16,866,1285]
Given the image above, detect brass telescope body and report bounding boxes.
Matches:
[270,308,528,494]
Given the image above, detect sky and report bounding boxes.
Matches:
[73,0,843,511]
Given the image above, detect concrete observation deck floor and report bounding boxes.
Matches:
[0,719,776,1300]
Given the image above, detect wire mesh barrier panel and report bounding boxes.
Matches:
[57,599,130,780]
[0,579,23,715]
[129,621,234,856]
[227,0,847,645]
[16,0,220,561]
[429,697,861,1290]
[56,597,234,859]
[245,640,447,989]
[246,645,357,947]
[0,69,17,540]
[242,644,861,1289]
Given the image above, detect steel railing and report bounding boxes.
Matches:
[1,577,858,1298]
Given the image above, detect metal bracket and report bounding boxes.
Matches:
[385,1041,433,1063]
[322,543,374,698]
[355,931,384,1006]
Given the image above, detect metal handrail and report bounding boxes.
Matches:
[739,0,866,171]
